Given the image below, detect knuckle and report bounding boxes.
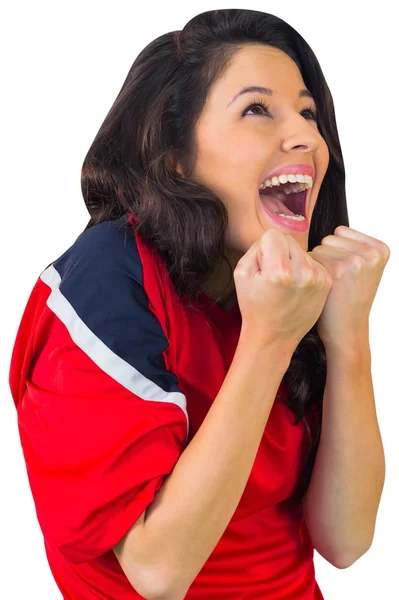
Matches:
[366,246,382,265]
[317,267,332,287]
[349,255,365,271]
[378,242,390,262]
[300,266,314,284]
[270,268,292,284]
[325,272,333,287]
[321,235,334,245]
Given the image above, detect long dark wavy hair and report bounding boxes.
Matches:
[80,8,349,505]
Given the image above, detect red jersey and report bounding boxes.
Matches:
[9,212,324,599]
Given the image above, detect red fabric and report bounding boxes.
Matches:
[9,214,324,599]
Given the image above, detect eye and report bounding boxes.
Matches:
[242,99,271,116]
[301,105,318,121]
[243,98,318,122]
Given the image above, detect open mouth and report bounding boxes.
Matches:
[259,182,309,219]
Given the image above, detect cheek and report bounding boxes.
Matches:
[194,126,275,197]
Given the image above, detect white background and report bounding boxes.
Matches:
[1,1,397,598]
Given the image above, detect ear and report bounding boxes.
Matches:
[166,149,185,178]
[175,162,185,177]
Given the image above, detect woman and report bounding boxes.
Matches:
[9,8,388,600]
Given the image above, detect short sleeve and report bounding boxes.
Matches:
[12,220,188,564]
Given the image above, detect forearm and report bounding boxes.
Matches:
[137,331,293,599]
[303,332,385,567]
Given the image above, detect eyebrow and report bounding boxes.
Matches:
[225,85,315,108]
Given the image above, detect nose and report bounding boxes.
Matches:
[281,133,319,155]
[280,118,319,154]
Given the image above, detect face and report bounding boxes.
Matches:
[179,44,330,302]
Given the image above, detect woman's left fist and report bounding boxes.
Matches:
[307,226,390,347]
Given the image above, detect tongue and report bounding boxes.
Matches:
[260,192,295,216]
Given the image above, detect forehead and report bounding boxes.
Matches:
[209,44,306,103]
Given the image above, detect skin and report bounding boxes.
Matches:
[176,43,330,310]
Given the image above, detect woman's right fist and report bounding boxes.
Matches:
[233,229,333,348]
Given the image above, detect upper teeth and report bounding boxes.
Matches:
[259,173,314,194]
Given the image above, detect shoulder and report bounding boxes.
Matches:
[38,215,161,312]
[50,215,143,283]
[38,216,167,340]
